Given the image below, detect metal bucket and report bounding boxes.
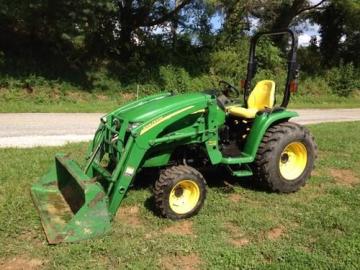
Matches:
[31,154,111,244]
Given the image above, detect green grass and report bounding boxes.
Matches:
[291,102,360,109]
[0,99,121,113]
[0,88,133,113]
[0,87,359,112]
[290,93,360,109]
[1,122,360,269]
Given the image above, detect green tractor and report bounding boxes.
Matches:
[31,29,317,244]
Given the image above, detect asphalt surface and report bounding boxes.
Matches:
[1,109,359,148]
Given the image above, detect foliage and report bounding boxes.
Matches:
[159,65,216,93]
[0,0,359,110]
[209,46,248,82]
[325,63,360,97]
[314,0,360,67]
[209,38,284,83]
[159,65,191,93]
[297,37,322,75]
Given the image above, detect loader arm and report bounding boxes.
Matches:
[31,92,227,243]
[98,94,218,216]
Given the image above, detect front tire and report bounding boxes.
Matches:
[253,122,317,193]
[154,165,207,220]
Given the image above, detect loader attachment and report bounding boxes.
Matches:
[31,154,111,244]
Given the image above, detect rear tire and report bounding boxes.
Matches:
[253,122,317,193]
[154,165,207,220]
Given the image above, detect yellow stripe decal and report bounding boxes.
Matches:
[191,109,206,114]
[140,106,194,135]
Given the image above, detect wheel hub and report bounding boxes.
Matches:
[280,153,289,163]
[279,142,308,180]
[174,187,184,197]
[169,180,200,214]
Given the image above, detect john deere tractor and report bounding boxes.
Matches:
[31,29,317,243]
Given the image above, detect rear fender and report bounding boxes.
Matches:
[243,110,298,159]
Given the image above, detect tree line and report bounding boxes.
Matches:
[0,0,359,96]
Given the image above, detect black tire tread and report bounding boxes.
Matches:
[154,165,207,219]
[253,121,318,193]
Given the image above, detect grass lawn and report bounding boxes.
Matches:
[1,98,359,113]
[0,90,132,113]
[0,89,359,112]
[0,122,360,269]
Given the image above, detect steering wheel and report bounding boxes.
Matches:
[219,80,240,98]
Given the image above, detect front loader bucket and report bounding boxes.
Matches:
[31,154,111,244]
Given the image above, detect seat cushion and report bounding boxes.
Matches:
[248,80,275,110]
[227,106,258,118]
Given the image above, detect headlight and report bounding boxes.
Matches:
[112,118,121,130]
[127,122,141,131]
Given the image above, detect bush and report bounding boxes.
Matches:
[159,65,217,93]
[256,38,284,71]
[209,38,285,88]
[88,69,122,92]
[209,40,249,81]
[209,49,247,84]
[297,76,331,97]
[326,63,360,97]
[159,65,192,93]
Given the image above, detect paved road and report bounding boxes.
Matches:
[0,109,359,148]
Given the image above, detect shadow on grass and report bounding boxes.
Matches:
[132,166,268,216]
[201,166,267,193]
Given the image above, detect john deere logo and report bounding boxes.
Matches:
[140,106,194,135]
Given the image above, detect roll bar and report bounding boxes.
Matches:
[243,29,299,108]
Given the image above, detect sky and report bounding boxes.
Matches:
[298,0,323,46]
[298,22,320,46]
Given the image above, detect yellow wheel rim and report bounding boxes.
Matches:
[279,142,308,180]
[169,180,200,214]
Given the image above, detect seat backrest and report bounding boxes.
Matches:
[247,80,275,110]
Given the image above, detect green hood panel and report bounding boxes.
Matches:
[114,93,208,123]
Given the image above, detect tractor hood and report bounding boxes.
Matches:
[111,92,209,123]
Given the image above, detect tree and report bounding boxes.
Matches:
[315,0,360,67]
[115,0,192,58]
[251,0,326,46]
[0,0,196,61]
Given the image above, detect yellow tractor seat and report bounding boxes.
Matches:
[227,80,275,118]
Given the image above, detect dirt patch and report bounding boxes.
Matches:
[266,227,284,240]
[229,237,250,247]
[228,193,242,203]
[18,231,43,247]
[225,222,250,247]
[0,257,44,270]
[312,182,327,191]
[311,170,321,177]
[163,220,194,236]
[330,169,359,186]
[97,254,124,269]
[115,205,142,227]
[160,254,202,270]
